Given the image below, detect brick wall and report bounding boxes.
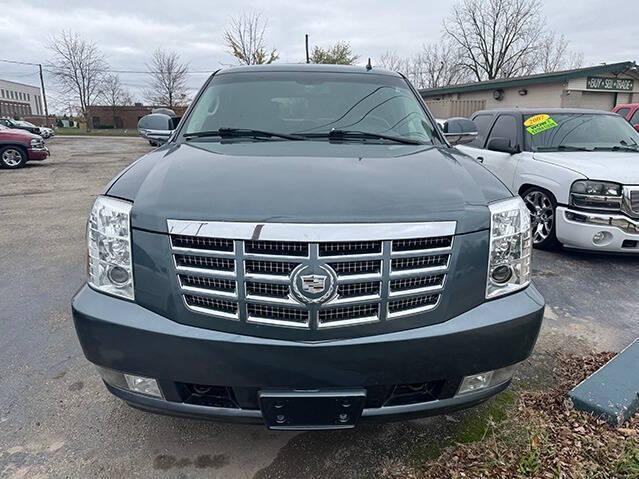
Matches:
[87,105,188,129]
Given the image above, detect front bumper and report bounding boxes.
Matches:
[27,146,49,161]
[556,206,639,253]
[72,284,544,426]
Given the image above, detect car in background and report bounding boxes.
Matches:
[0,124,49,169]
[458,109,639,254]
[16,120,54,139]
[0,118,42,136]
[613,103,639,132]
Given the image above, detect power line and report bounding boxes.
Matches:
[2,58,215,75]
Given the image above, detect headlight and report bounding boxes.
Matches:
[87,196,134,300]
[30,138,42,147]
[570,180,622,210]
[486,197,532,299]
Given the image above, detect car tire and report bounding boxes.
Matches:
[521,186,560,250]
[0,146,27,169]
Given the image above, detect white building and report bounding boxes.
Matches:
[0,78,44,118]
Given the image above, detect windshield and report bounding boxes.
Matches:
[182,71,438,143]
[525,113,639,151]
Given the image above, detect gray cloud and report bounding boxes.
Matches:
[0,0,636,111]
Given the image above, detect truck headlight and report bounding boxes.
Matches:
[87,196,134,300]
[570,180,622,210]
[486,197,532,299]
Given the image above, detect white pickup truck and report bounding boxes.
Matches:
[458,109,639,253]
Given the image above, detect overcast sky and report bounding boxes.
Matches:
[1,0,637,112]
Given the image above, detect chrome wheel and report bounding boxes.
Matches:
[524,190,554,245]
[1,148,24,167]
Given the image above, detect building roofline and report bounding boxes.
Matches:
[0,78,41,90]
[419,61,638,96]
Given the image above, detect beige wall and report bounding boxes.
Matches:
[422,73,639,118]
[453,82,565,109]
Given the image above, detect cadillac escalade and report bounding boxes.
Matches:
[72,64,544,430]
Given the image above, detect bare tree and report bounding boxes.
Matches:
[100,74,132,128]
[310,41,359,65]
[378,44,470,89]
[224,12,279,65]
[378,51,411,72]
[444,0,546,81]
[145,48,189,108]
[47,30,108,130]
[414,42,471,88]
[535,32,583,73]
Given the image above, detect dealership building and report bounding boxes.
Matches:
[0,78,45,118]
[419,61,639,119]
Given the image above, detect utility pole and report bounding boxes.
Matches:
[38,64,50,127]
[305,34,310,64]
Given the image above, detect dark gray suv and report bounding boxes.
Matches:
[72,64,544,430]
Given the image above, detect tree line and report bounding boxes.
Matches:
[46,0,582,128]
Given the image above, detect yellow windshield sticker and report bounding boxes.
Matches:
[523,114,550,127]
[525,115,558,135]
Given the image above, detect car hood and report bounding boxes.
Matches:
[534,151,639,184]
[108,141,512,234]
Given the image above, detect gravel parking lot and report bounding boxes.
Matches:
[1,137,638,478]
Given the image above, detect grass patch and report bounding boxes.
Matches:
[455,390,516,444]
[55,127,139,137]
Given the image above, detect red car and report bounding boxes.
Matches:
[612,103,639,132]
[0,124,49,169]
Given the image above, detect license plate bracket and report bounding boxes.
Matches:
[259,389,367,430]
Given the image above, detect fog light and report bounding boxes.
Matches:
[124,374,163,398]
[592,231,613,246]
[457,364,518,396]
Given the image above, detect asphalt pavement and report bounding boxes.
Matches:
[1,136,637,478]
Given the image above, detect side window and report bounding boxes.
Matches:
[487,115,518,146]
[469,114,493,147]
[615,108,630,119]
[629,109,639,125]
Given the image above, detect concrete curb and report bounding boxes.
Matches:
[569,339,639,427]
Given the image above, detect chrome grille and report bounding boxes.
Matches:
[184,295,238,317]
[172,235,233,252]
[168,220,456,330]
[629,189,639,215]
[319,241,382,256]
[393,236,452,252]
[175,255,235,272]
[319,304,379,328]
[179,275,236,293]
[329,260,381,276]
[245,240,308,257]
[247,304,309,327]
[337,282,381,298]
[246,281,290,299]
[245,260,297,276]
[390,275,445,292]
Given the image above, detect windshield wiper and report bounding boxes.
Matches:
[535,145,593,152]
[298,129,424,145]
[592,145,639,152]
[184,128,305,141]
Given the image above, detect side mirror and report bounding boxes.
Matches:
[137,113,178,145]
[486,137,520,154]
[442,117,478,145]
